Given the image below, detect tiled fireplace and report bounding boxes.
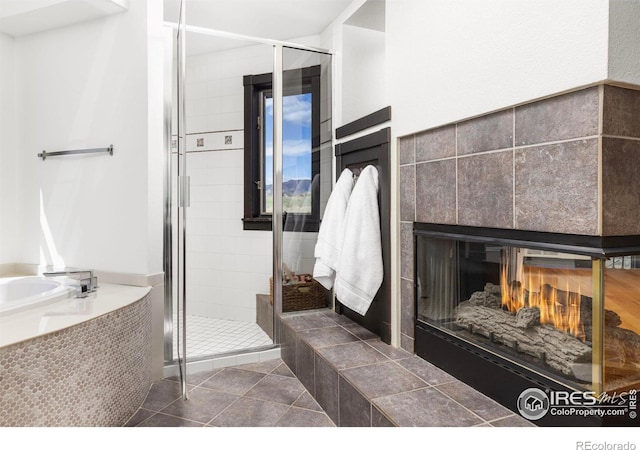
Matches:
[399,84,640,426]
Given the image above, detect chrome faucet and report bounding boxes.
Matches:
[42,268,98,298]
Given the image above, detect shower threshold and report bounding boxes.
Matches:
[172,314,273,359]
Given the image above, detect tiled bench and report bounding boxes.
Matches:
[277,309,533,427]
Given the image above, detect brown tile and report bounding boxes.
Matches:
[280,321,297,373]
[256,293,273,339]
[515,87,599,146]
[372,406,396,427]
[365,339,412,360]
[245,374,306,406]
[399,135,415,165]
[458,151,513,229]
[373,387,482,427]
[400,334,414,354]
[293,391,323,412]
[141,379,182,412]
[491,415,535,427]
[458,109,513,155]
[137,412,204,427]
[316,341,389,370]
[341,323,379,340]
[339,376,371,426]
[400,165,416,222]
[210,397,289,427]
[602,137,640,235]
[200,368,265,396]
[515,139,598,234]
[124,408,154,427]
[237,358,283,374]
[340,361,427,399]
[436,381,512,421]
[321,310,355,326]
[603,85,640,138]
[416,124,456,162]
[416,160,457,224]
[298,326,359,348]
[272,362,296,378]
[161,387,239,424]
[314,353,339,424]
[396,356,456,385]
[400,222,414,281]
[295,340,316,394]
[171,368,221,386]
[401,278,414,337]
[282,312,337,331]
[275,407,335,427]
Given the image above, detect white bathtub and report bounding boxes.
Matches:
[0,276,75,316]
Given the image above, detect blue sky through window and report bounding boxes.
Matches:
[263,93,312,186]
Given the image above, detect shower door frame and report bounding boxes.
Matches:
[163,18,334,391]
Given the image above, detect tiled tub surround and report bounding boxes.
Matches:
[278,309,531,427]
[0,284,152,426]
[399,83,640,351]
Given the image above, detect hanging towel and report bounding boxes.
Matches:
[334,165,383,315]
[313,168,354,289]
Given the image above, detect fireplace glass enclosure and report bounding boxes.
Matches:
[415,226,640,396]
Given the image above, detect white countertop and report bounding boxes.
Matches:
[0,282,151,348]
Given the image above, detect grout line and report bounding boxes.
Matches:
[512,107,516,229]
[600,133,640,142]
[143,410,209,427]
[433,383,504,424]
[455,123,459,224]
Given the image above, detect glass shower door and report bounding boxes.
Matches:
[178,33,276,360]
[168,16,279,383]
[276,47,333,321]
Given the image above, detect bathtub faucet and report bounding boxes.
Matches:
[42,269,98,298]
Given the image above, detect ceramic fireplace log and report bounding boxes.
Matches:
[454,302,592,377]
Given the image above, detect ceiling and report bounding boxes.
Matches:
[164,0,354,42]
[0,0,128,37]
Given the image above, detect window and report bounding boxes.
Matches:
[242,66,321,232]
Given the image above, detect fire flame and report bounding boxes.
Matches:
[500,262,585,341]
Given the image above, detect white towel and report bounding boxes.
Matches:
[334,165,383,315]
[313,168,354,289]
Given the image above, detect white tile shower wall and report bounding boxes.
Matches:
[185,43,273,135]
[185,149,272,322]
[181,37,324,323]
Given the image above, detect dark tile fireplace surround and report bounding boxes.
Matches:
[399,84,640,426]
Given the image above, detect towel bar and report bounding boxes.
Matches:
[37,145,113,161]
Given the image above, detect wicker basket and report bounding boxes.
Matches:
[269,275,328,312]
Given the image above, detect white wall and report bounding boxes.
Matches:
[386,0,610,137]
[12,0,164,275]
[341,24,386,124]
[608,0,640,86]
[0,32,17,265]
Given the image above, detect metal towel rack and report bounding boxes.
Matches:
[37,145,114,161]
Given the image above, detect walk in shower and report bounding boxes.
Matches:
[164,1,333,393]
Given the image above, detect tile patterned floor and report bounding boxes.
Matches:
[172,315,273,358]
[126,359,334,427]
[280,310,535,427]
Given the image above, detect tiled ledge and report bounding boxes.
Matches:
[278,309,534,427]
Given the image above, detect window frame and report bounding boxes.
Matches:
[242,65,321,232]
